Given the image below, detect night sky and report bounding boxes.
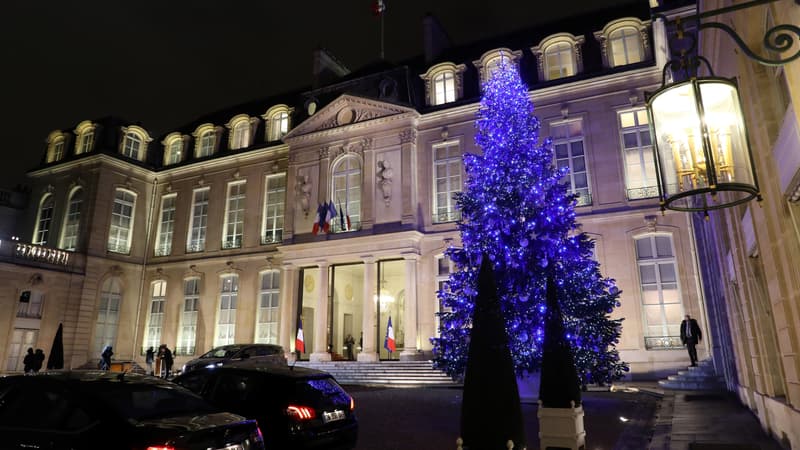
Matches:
[1,0,631,189]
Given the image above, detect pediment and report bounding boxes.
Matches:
[285,94,417,140]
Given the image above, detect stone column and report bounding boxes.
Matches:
[358,256,379,362]
[278,263,297,358]
[310,261,331,362]
[400,252,420,360]
[399,129,418,226]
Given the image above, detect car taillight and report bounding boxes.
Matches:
[286,405,316,421]
[350,395,355,411]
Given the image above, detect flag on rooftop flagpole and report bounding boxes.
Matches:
[384,315,396,353]
[372,0,386,16]
[295,316,305,353]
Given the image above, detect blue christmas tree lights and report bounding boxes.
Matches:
[431,60,628,385]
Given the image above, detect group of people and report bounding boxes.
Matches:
[22,348,45,374]
[144,344,174,378]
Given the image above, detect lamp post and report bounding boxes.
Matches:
[647,0,800,216]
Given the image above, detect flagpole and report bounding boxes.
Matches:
[380,12,385,60]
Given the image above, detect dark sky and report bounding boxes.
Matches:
[1,0,631,189]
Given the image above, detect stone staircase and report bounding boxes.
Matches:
[294,360,460,387]
[658,360,726,390]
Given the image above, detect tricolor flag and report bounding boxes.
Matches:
[324,201,337,233]
[372,0,386,16]
[384,315,396,353]
[312,203,326,235]
[295,317,305,353]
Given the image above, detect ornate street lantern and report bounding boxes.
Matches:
[647,77,760,212]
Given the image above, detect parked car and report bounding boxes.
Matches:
[173,365,358,449]
[181,343,286,374]
[0,371,264,450]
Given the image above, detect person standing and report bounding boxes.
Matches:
[145,347,155,376]
[33,349,45,373]
[344,334,355,361]
[100,346,113,371]
[23,348,35,374]
[159,345,174,379]
[680,314,702,367]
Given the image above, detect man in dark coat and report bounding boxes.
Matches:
[680,314,702,366]
[159,345,174,379]
[33,349,45,372]
[23,348,35,374]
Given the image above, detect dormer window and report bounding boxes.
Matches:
[193,124,220,158]
[532,33,585,81]
[473,48,523,85]
[74,120,96,154]
[594,18,650,68]
[420,63,466,106]
[46,132,66,163]
[262,105,293,142]
[226,115,257,150]
[120,126,151,161]
[162,133,185,166]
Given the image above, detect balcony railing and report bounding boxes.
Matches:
[154,244,172,257]
[329,220,361,234]
[186,242,205,253]
[17,303,42,319]
[14,243,70,266]
[261,230,283,245]
[627,186,660,200]
[433,210,461,224]
[644,335,683,350]
[222,236,242,249]
[107,242,131,254]
[574,192,593,207]
[174,346,196,356]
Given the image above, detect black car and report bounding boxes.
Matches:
[0,371,265,450]
[181,344,286,375]
[173,366,357,450]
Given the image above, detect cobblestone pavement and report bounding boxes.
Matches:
[346,385,660,450]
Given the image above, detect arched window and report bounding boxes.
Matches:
[33,194,55,246]
[163,136,184,166]
[60,187,84,251]
[94,277,122,356]
[74,121,96,154]
[473,48,523,85]
[544,42,575,79]
[144,280,166,353]
[108,189,136,254]
[231,120,251,150]
[421,63,465,106]
[433,71,455,105]
[198,130,216,157]
[263,106,292,142]
[331,155,362,232]
[635,234,684,349]
[122,132,143,159]
[594,18,649,68]
[46,133,66,163]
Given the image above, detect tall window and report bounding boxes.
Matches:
[60,188,83,251]
[144,281,166,352]
[166,139,183,165]
[187,188,209,252]
[177,278,200,356]
[198,130,216,157]
[17,291,43,319]
[636,234,683,348]
[262,173,286,244]
[47,138,65,163]
[544,42,575,80]
[94,277,122,356]
[433,141,462,223]
[619,109,657,199]
[255,271,280,344]
[609,27,643,66]
[108,189,136,254]
[432,71,456,105]
[122,132,143,159]
[331,156,361,232]
[76,131,93,154]
[33,194,55,246]
[231,121,250,149]
[552,120,591,206]
[268,111,289,141]
[215,275,238,346]
[435,255,454,335]
[155,194,176,256]
[223,181,246,249]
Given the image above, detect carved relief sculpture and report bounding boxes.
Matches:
[377,160,394,206]
[297,174,312,216]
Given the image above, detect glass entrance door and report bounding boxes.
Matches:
[377,260,405,360]
[330,264,364,361]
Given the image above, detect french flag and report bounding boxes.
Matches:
[312,203,326,235]
[295,317,305,353]
[384,316,396,353]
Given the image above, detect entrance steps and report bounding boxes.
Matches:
[294,360,460,388]
[658,360,726,390]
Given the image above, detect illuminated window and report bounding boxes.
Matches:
[122,133,143,159]
[552,119,591,206]
[177,278,200,356]
[262,173,286,244]
[331,155,361,233]
[155,194,176,256]
[595,18,649,68]
[108,189,136,254]
[144,281,166,353]
[222,181,246,249]
[60,187,83,251]
[421,63,465,106]
[33,194,55,246]
[215,275,238,347]
[433,71,455,105]
[231,120,251,150]
[255,270,280,344]
[619,109,657,199]
[74,121,96,155]
[46,133,65,163]
[94,277,122,356]
[433,141,462,223]
[636,234,683,343]
[187,188,209,252]
[435,254,455,335]
[164,136,184,165]
[198,130,216,157]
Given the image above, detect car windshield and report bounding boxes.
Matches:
[88,381,216,421]
[200,346,243,359]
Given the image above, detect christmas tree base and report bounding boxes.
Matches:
[537,401,586,450]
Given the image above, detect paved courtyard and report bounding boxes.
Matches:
[346,386,659,450]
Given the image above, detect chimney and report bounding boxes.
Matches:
[423,14,452,63]
[312,47,350,89]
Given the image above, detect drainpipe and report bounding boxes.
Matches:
[131,176,159,361]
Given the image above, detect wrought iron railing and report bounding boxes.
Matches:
[330,220,361,234]
[261,230,283,245]
[575,192,593,207]
[644,335,684,350]
[107,242,131,254]
[186,242,205,253]
[626,186,660,200]
[433,210,461,224]
[17,303,42,319]
[222,237,242,249]
[154,244,172,257]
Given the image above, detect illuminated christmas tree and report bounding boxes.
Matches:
[431,60,628,386]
